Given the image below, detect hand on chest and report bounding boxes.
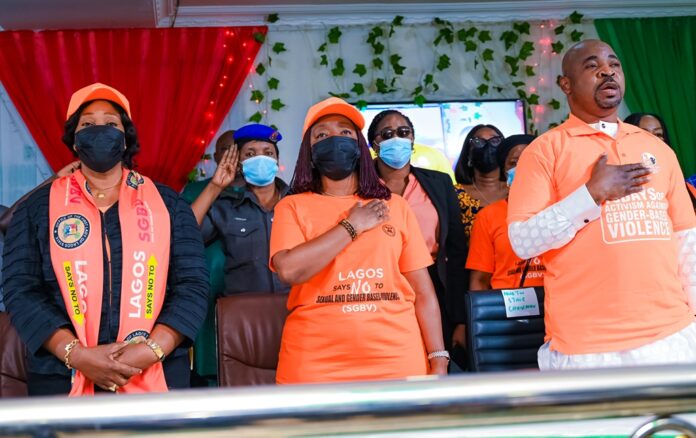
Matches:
[556,137,671,197]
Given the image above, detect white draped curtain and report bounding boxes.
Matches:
[0,82,52,206]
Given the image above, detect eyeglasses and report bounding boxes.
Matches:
[469,135,503,149]
[378,126,412,140]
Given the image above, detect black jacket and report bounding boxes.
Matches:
[410,167,469,324]
[2,182,209,377]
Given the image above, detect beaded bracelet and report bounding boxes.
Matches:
[339,219,357,241]
[427,350,450,361]
[64,339,80,370]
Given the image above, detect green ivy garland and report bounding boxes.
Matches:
[314,11,586,135]
[187,14,286,182]
[248,13,287,126]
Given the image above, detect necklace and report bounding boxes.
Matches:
[86,178,122,199]
[472,180,495,206]
[321,191,356,197]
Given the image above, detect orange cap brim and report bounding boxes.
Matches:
[303,97,364,136]
[66,83,131,120]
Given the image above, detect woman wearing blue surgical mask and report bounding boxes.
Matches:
[367,110,468,369]
[191,124,290,295]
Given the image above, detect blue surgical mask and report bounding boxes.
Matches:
[241,155,278,187]
[378,137,412,169]
[506,166,516,187]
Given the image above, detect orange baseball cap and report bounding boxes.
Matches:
[303,97,364,135]
[66,82,131,120]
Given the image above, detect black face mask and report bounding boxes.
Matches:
[74,125,126,173]
[469,141,499,174]
[311,136,361,181]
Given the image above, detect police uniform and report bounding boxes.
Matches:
[201,124,290,295]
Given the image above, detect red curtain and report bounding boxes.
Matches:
[0,27,265,190]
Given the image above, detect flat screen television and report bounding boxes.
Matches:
[358,99,526,167]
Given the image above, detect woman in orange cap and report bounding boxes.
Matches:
[3,83,208,396]
[269,97,448,383]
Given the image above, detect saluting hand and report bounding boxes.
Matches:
[211,146,239,189]
[586,154,652,205]
[346,199,390,235]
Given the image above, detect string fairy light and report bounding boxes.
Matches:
[190,27,243,181]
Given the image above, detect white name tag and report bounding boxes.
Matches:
[501,288,540,318]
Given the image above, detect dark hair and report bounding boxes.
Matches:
[624,113,671,147]
[290,123,391,200]
[496,134,537,181]
[366,110,415,147]
[454,124,504,185]
[62,100,140,169]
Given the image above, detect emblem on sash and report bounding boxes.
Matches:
[126,171,145,189]
[53,214,90,249]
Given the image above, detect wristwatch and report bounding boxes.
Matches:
[145,339,166,362]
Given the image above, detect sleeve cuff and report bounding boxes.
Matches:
[557,185,602,230]
[684,284,696,313]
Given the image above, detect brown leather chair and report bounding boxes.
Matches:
[0,312,28,397]
[216,293,288,387]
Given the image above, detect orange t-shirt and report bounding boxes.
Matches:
[269,192,434,383]
[402,174,440,260]
[467,199,545,289]
[508,114,696,355]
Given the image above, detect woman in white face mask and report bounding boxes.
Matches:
[367,110,469,369]
[190,123,291,296]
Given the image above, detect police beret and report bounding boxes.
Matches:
[234,124,282,144]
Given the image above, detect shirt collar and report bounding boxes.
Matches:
[562,113,643,139]
[222,178,289,206]
[588,120,618,138]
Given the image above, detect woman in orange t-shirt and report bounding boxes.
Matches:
[467,134,546,290]
[270,97,448,383]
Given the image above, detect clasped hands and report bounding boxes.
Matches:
[68,339,159,392]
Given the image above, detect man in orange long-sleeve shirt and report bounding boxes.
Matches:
[507,40,696,370]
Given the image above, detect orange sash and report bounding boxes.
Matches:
[49,169,170,396]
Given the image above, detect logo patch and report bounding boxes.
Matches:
[126,171,145,189]
[641,152,660,174]
[125,330,150,343]
[53,214,90,249]
[382,224,396,237]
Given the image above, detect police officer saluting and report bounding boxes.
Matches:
[191,124,290,295]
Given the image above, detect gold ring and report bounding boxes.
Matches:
[109,385,118,392]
